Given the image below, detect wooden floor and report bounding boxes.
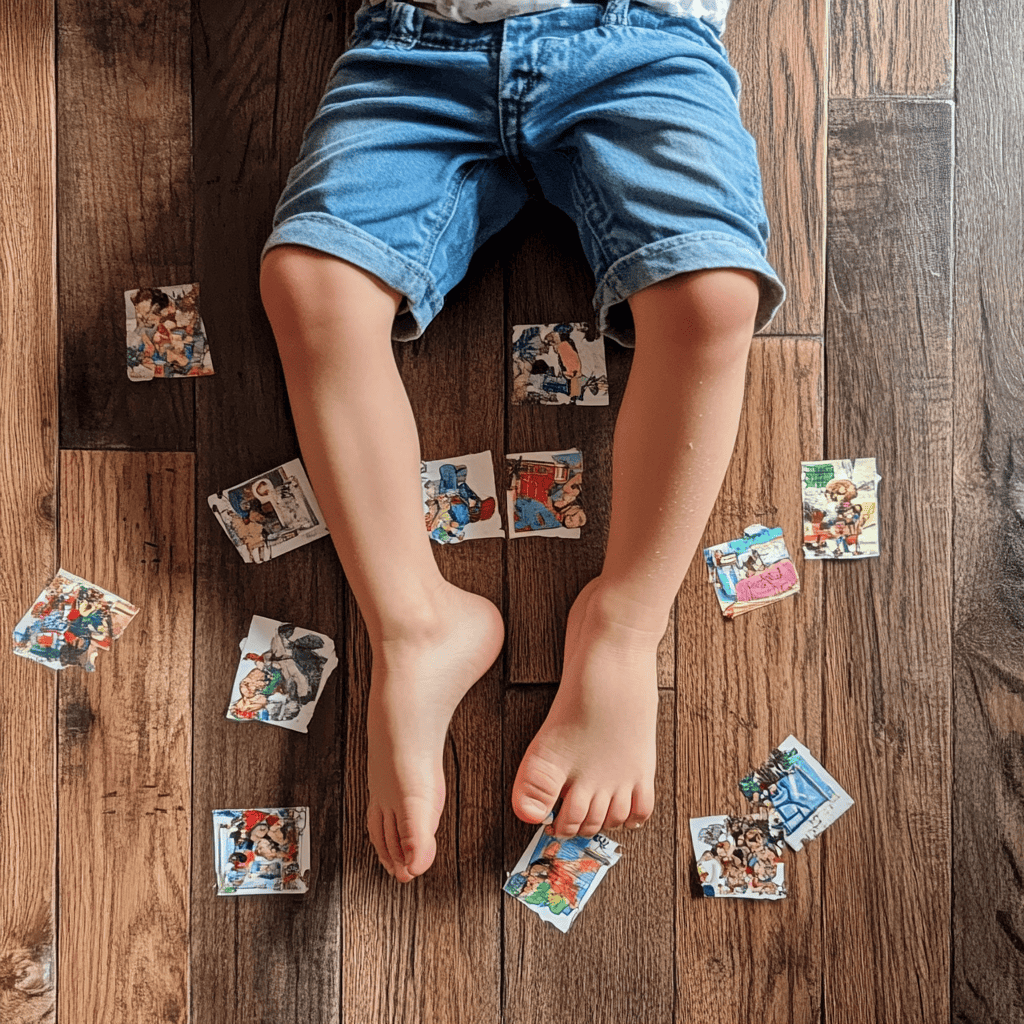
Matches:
[2,0,1022,1021]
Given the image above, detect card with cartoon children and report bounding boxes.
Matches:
[800,457,880,559]
[125,282,214,380]
[703,524,800,617]
[421,452,504,544]
[504,819,622,932]
[510,323,608,406]
[506,448,586,539]
[690,811,787,900]
[213,807,310,895]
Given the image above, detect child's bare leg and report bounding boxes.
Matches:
[512,269,759,836]
[260,246,504,881]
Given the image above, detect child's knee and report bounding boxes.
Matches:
[629,268,760,360]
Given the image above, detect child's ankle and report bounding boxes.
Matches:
[584,576,672,641]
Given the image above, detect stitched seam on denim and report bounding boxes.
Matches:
[268,212,436,289]
[420,161,477,278]
[561,149,614,273]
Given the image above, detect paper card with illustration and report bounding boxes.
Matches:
[226,616,338,733]
[504,818,622,932]
[690,811,787,900]
[505,449,585,539]
[208,459,329,563]
[421,452,504,544]
[511,323,609,406]
[125,282,214,381]
[702,524,800,618]
[212,807,311,896]
[800,457,881,559]
[738,735,854,852]
[12,568,139,672]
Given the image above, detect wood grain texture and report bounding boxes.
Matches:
[341,244,506,1024]
[57,451,193,1023]
[0,2,58,1021]
[824,100,952,1024]
[830,0,953,99]
[724,0,827,337]
[675,338,824,1024]
[190,2,348,1021]
[504,206,633,684]
[503,688,677,1023]
[953,5,1024,1020]
[57,0,195,449]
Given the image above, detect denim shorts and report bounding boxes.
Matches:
[262,0,785,345]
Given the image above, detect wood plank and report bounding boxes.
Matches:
[57,0,195,449]
[953,5,1024,1019]
[725,0,827,336]
[830,0,953,99]
[190,2,349,1020]
[57,451,193,1023]
[503,687,676,1023]
[341,243,506,1024]
[505,206,634,684]
[824,99,952,1024]
[0,2,58,1021]
[675,338,824,1024]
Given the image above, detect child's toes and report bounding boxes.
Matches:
[512,747,568,824]
[552,788,594,838]
[396,810,438,880]
[367,804,396,876]
[623,783,655,830]
[578,793,612,837]
[602,790,633,831]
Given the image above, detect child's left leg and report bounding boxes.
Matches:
[512,267,760,836]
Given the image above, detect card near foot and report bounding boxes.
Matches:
[506,449,586,538]
[421,452,504,544]
[800,458,881,559]
[226,616,338,733]
[690,811,787,900]
[703,523,800,618]
[510,323,609,406]
[12,569,139,672]
[125,282,214,380]
[504,819,622,932]
[213,807,311,895]
[208,459,328,563]
[738,735,854,851]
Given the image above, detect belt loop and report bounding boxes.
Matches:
[601,0,631,25]
[385,0,422,48]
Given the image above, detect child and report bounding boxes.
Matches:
[259,0,784,883]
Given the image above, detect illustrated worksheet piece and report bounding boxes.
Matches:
[213,807,310,895]
[800,457,881,559]
[125,282,214,380]
[511,323,608,406]
[506,449,585,539]
[421,452,504,544]
[690,811,787,900]
[702,524,800,618]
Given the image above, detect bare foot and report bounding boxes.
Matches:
[366,582,504,882]
[511,578,663,837]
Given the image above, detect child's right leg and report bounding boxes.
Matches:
[260,245,504,883]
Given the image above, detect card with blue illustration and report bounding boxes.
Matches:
[213,807,310,895]
[703,523,800,618]
[690,811,787,900]
[421,452,504,544]
[226,616,338,733]
[510,323,608,406]
[738,735,854,851]
[800,457,881,558]
[504,818,621,932]
[505,449,585,539]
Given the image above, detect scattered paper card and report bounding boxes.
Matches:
[690,811,787,900]
[125,282,214,380]
[213,807,311,895]
[738,735,854,851]
[511,323,608,406]
[504,819,621,932]
[800,458,880,559]
[421,452,504,544]
[703,524,800,617]
[209,459,328,563]
[12,569,139,672]
[226,616,338,733]
[506,449,586,538]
